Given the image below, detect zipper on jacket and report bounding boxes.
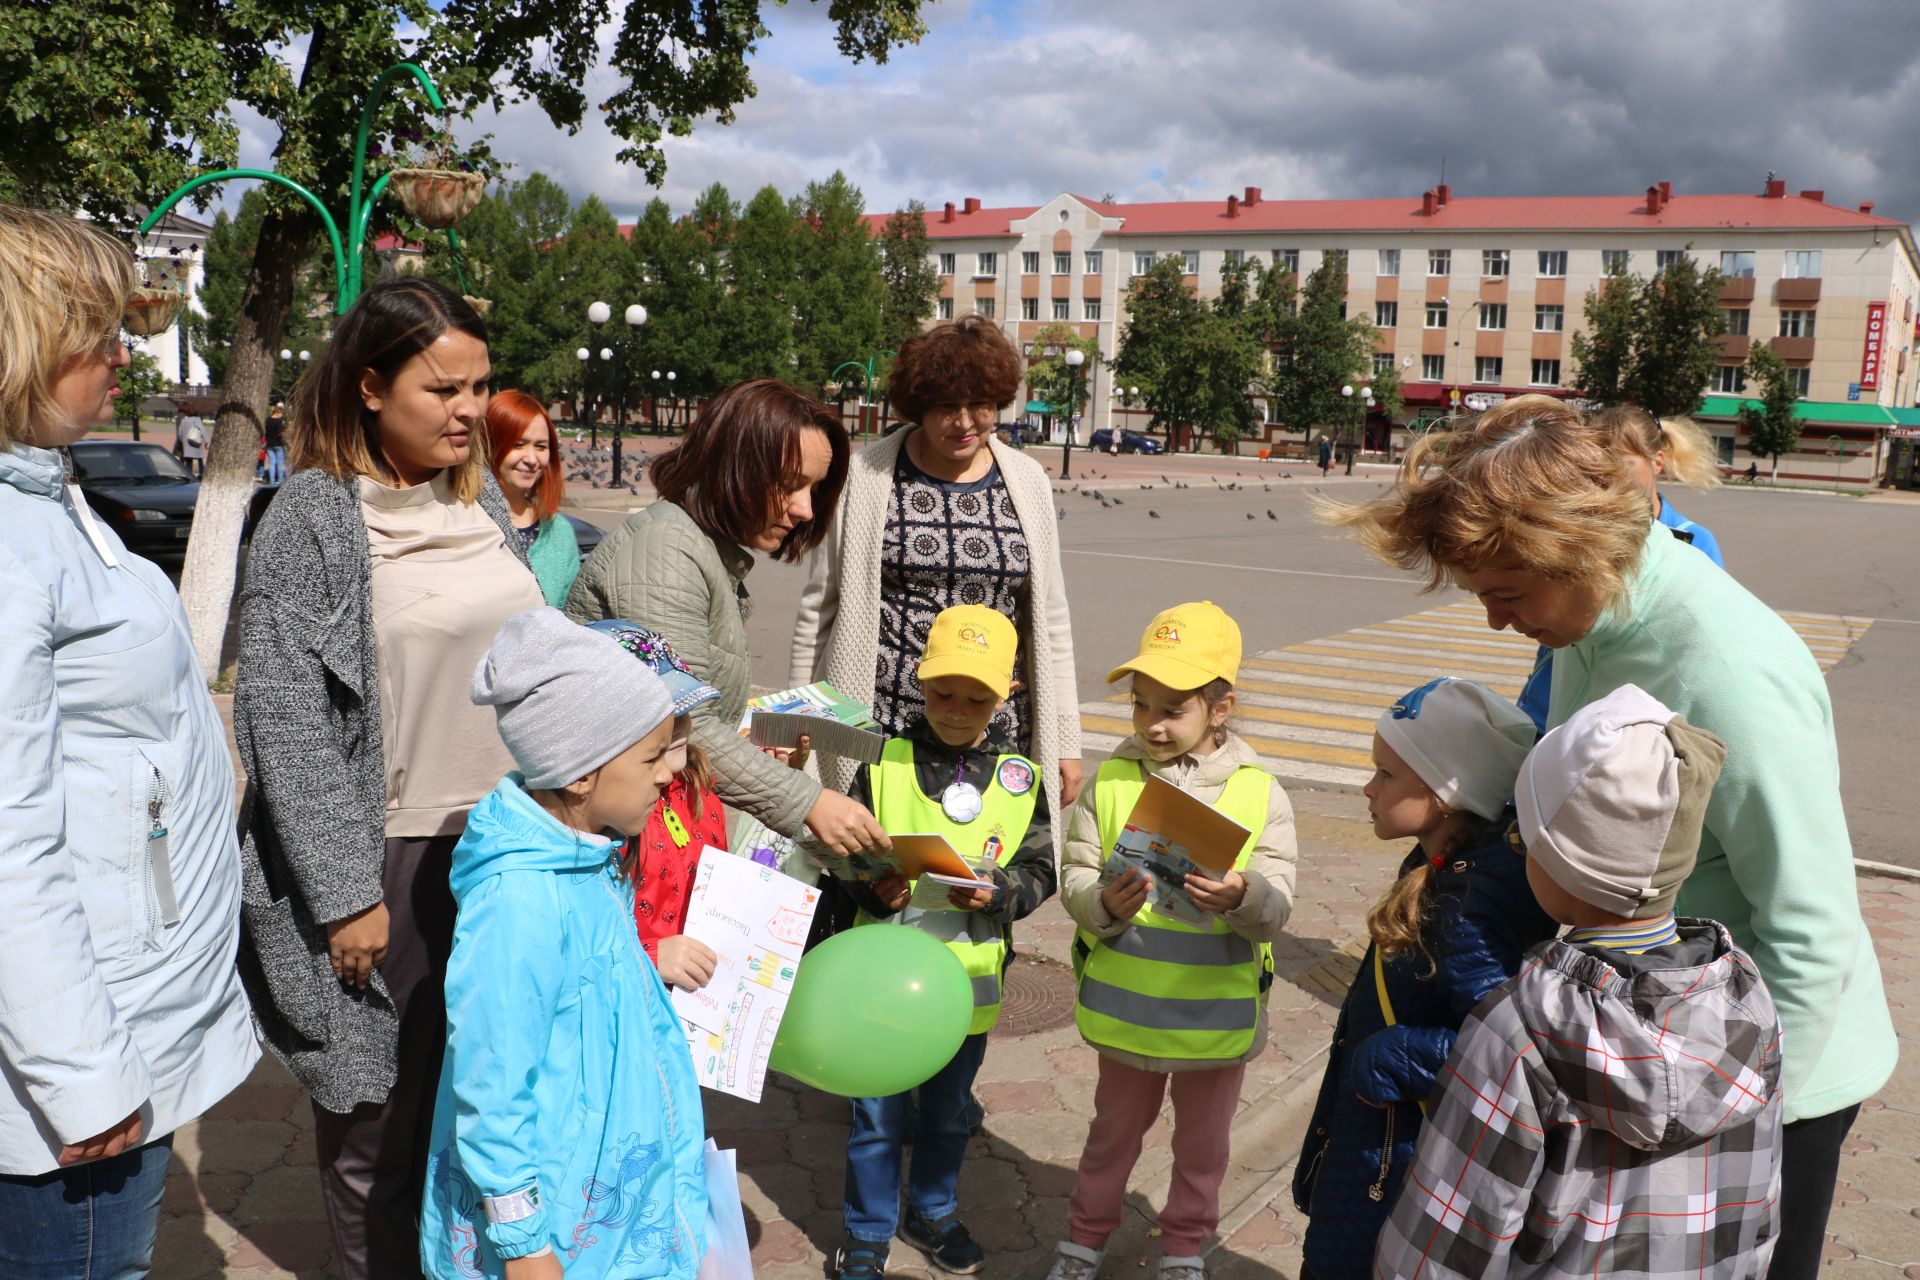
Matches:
[1368,1104,1396,1202]
[142,757,183,929]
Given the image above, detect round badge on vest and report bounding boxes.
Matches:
[996,758,1035,796]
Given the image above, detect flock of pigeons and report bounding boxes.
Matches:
[1056,469,1301,523]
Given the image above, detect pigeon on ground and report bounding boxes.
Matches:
[1160,475,1170,484]
[1267,510,1278,520]
[1112,497,1124,505]
[1245,512,1255,521]
[1149,510,1161,519]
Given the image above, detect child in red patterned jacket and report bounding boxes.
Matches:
[588,620,730,993]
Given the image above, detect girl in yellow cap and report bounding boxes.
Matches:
[1051,602,1298,1280]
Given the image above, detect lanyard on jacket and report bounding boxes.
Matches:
[1372,948,1432,1118]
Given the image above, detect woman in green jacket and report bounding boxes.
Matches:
[1322,394,1896,1280]
[487,389,581,607]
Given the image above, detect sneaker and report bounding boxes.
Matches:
[900,1213,987,1274]
[1046,1241,1105,1280]
[835,1238,890,1280]
[1157,1254,1206,1280]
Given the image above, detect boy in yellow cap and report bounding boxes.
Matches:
[834,605,1057,1280]
[1051,601,1298,1280]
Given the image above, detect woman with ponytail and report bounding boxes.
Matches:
[1291,679,1558,1280]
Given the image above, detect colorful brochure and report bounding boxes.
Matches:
[743,681,886,764]
[1096,773,1249,927]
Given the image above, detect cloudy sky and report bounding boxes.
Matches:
[237,0,1920,226]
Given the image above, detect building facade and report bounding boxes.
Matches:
[884,182,1919,481]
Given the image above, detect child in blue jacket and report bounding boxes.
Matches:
[1292,679,1559,1280]
[420,608,707,1280]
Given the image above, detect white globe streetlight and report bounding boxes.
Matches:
[626,303,648,327]
[1060,347,1087,477]
[587,300,612,325]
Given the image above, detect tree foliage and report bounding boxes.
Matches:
[791,172,885,393]
[878,202,940,356]
[1740,342,1801,478]
[1025,321,1100,425]
[1570,251,1726,417]
[1261,260,1381,439]
[1110,258,1267,451]
[118,350,168,426]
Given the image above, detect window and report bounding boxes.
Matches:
[1323,248,1348,273]
[1375,300,1398,328]
[1711,364,1748,394]
[1224,248,1245,268]
[1720,307,1750,336]
[1785,250,1822,279]
[1378,248,1401,276]
[1474,356,1503,384]
[1530,359,1562,386]
[1788,366,1811,396]
[1274,248,1299,274]
[1720,250,1755,278]
[1478,303,1507,330]
[975,252,998,277]
[1421,354,1445,381]
[1428,248,1452,276]
[1601,248,1629,274]
[937,297,954,320]
[1425,301,1448,329]
[1021,251,1040,275]
[1482,249,1510,278]
[1538,250,1567,278]
[1779,309,1816,338]
[1084,298,1102,321]
[975,297,995,319]
[1020,298,1039,321]
[938,253,955,276]
[1535,304,1564,332]
[1182,250,1200,275]
[1084,250,1103,275]
[1655,249,1686,271]
[1374,353,1397,376]
[1053,251,1071,275]
[1049,298,1070,321]
[1133,251,1155,276]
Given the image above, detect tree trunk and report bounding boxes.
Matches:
[178,208,313,681]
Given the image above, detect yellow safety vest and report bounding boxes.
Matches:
[1074,757,1274,1061]
[864,737,1039,1035]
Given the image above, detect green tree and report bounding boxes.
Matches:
[1570,251,1725,417]
[720,185,799,383]
[791,171,885,392]
[1263,261,1380,441]
[1112,258,1209,448]
[877,201,939,354]
[119,350,168,428]
[1740,342,1801,481]
[0,0,928,679]
[1025,322,1100,429]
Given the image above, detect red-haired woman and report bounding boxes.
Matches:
[487,389,581,606]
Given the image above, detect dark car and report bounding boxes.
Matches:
[1088,428,1165,455]
[65,441,201,558]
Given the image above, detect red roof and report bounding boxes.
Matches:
[862,189,1902,239]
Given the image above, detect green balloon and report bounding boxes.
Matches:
[770,924,974,1097]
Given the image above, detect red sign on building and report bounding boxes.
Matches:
[1861,301,1887,390]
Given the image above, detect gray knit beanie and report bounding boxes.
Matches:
[471,607,675,789]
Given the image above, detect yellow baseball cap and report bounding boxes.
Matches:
[1106,601,1242,690]
[918,605,1019,701]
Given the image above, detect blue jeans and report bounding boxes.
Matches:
[844,1033,989,1243]
[266,446,287,484]
[0,1135,174,1279]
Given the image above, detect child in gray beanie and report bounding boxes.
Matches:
[419,607,709,1280]
[1374,684,1784,1280]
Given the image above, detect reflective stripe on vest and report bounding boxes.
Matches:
[864,737,1039,1035]
[1075,757,1274,1060]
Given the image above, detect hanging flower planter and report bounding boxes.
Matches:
[389,168,484,229]
[124,285,187,336]
[462,295,493,316]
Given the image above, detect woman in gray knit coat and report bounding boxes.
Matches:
[233,280,542,1279]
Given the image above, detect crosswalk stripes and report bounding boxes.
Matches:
[1078,601,1874,792]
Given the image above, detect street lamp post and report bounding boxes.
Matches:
[1060,348,1087,479]
[575,347,592,445]
[1339,383,1375,476]
[828,352,895,442]
[665,371,677,431]
[590,301,647,484]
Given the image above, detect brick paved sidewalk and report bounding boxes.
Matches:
[154,787,1920,1278]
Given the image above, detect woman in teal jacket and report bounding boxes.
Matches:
[1323,394,1896,1280]
[421,608,706,1280]
[489,390,583,607]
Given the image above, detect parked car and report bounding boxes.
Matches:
[1088,428,1165,455]
[65,440,202,559]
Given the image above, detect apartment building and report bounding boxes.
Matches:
[883,182,1919,481]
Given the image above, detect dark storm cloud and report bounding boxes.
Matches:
[461,0,1920,224]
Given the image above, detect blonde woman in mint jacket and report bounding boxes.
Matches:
[1324,394,1896,1280]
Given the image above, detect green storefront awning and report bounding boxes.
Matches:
[1025,400,1053,414]
[1694,396,1898,427]
[1886,406,1920,427]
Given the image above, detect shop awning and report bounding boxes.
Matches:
[1694,396,1899,427]
[1025,400,1053,414]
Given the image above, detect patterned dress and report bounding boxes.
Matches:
[873,448,1034,748]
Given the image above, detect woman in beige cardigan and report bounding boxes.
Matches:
[791,317,1083,824]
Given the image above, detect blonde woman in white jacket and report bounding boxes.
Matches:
[791,317,1083,830]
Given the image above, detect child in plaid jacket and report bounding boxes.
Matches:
[1374,686,1784,1280]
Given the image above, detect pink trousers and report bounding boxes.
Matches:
[1066,1055,1248,1257]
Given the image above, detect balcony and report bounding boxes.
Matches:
[1714,334,1752,361]
[1776,278,1822,304]
[1718,277,1756,302]
[1770,335,1816,362]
